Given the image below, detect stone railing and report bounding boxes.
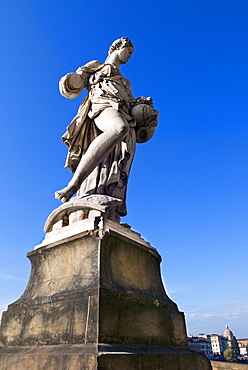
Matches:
[211,361,248,369]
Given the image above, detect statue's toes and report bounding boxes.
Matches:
[55,190,67,202]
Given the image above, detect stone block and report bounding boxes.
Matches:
[0,224,212,369]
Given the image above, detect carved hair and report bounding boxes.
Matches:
[108,37,134,55]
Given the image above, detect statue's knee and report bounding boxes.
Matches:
[115,121,129,137]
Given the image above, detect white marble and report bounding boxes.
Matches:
[54,37,158,222]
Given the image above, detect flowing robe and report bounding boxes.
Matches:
[59,61,136,216]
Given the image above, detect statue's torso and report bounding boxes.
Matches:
[87,64,133,120]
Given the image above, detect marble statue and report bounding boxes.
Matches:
[55,37,158,222]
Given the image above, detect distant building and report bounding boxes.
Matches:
[188,327,247,359]
[223,325,234,347]
[188,335,214,359]
[237,339,248,356]
[210,334,228,356]
[223,325,240,356]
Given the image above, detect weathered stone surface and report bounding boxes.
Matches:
[0,345,97,370]
[211,361,248,370]
[0,344,212,370]
[98,351,211,370]
[0,230,184,347]
[0,227,211,369]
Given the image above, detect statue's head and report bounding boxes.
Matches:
[108,37,134,55]
[107,37,134,65]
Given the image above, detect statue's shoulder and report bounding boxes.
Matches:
[83,60,102,68]
[76,60,103,75]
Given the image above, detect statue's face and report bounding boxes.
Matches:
[117,46,133,64]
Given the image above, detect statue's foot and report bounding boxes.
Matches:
[55,186,77,203]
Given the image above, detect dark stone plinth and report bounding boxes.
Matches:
[0,225,212,369]
[0,344,211,370]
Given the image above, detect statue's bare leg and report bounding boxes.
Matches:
[55,108,129,202]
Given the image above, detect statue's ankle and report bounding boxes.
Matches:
[68,176,81,190]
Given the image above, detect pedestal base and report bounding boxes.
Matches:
[0,220,211,369]
[0,344,211,370]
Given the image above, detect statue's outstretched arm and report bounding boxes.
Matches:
[59,60,102,99]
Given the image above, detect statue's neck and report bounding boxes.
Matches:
[105,54,121,68]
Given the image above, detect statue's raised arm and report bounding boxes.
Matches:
[55,37,158,223]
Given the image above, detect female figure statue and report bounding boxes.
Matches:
[55,37,158,222]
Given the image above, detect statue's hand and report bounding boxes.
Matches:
[130,96,153,107]
[67,73,85,90]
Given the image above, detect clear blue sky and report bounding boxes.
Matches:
[1,0,248,339]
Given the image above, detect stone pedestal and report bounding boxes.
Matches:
[0,218,211,369]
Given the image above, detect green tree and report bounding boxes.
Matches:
[231,336,240,356]
[224,348,237,362]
